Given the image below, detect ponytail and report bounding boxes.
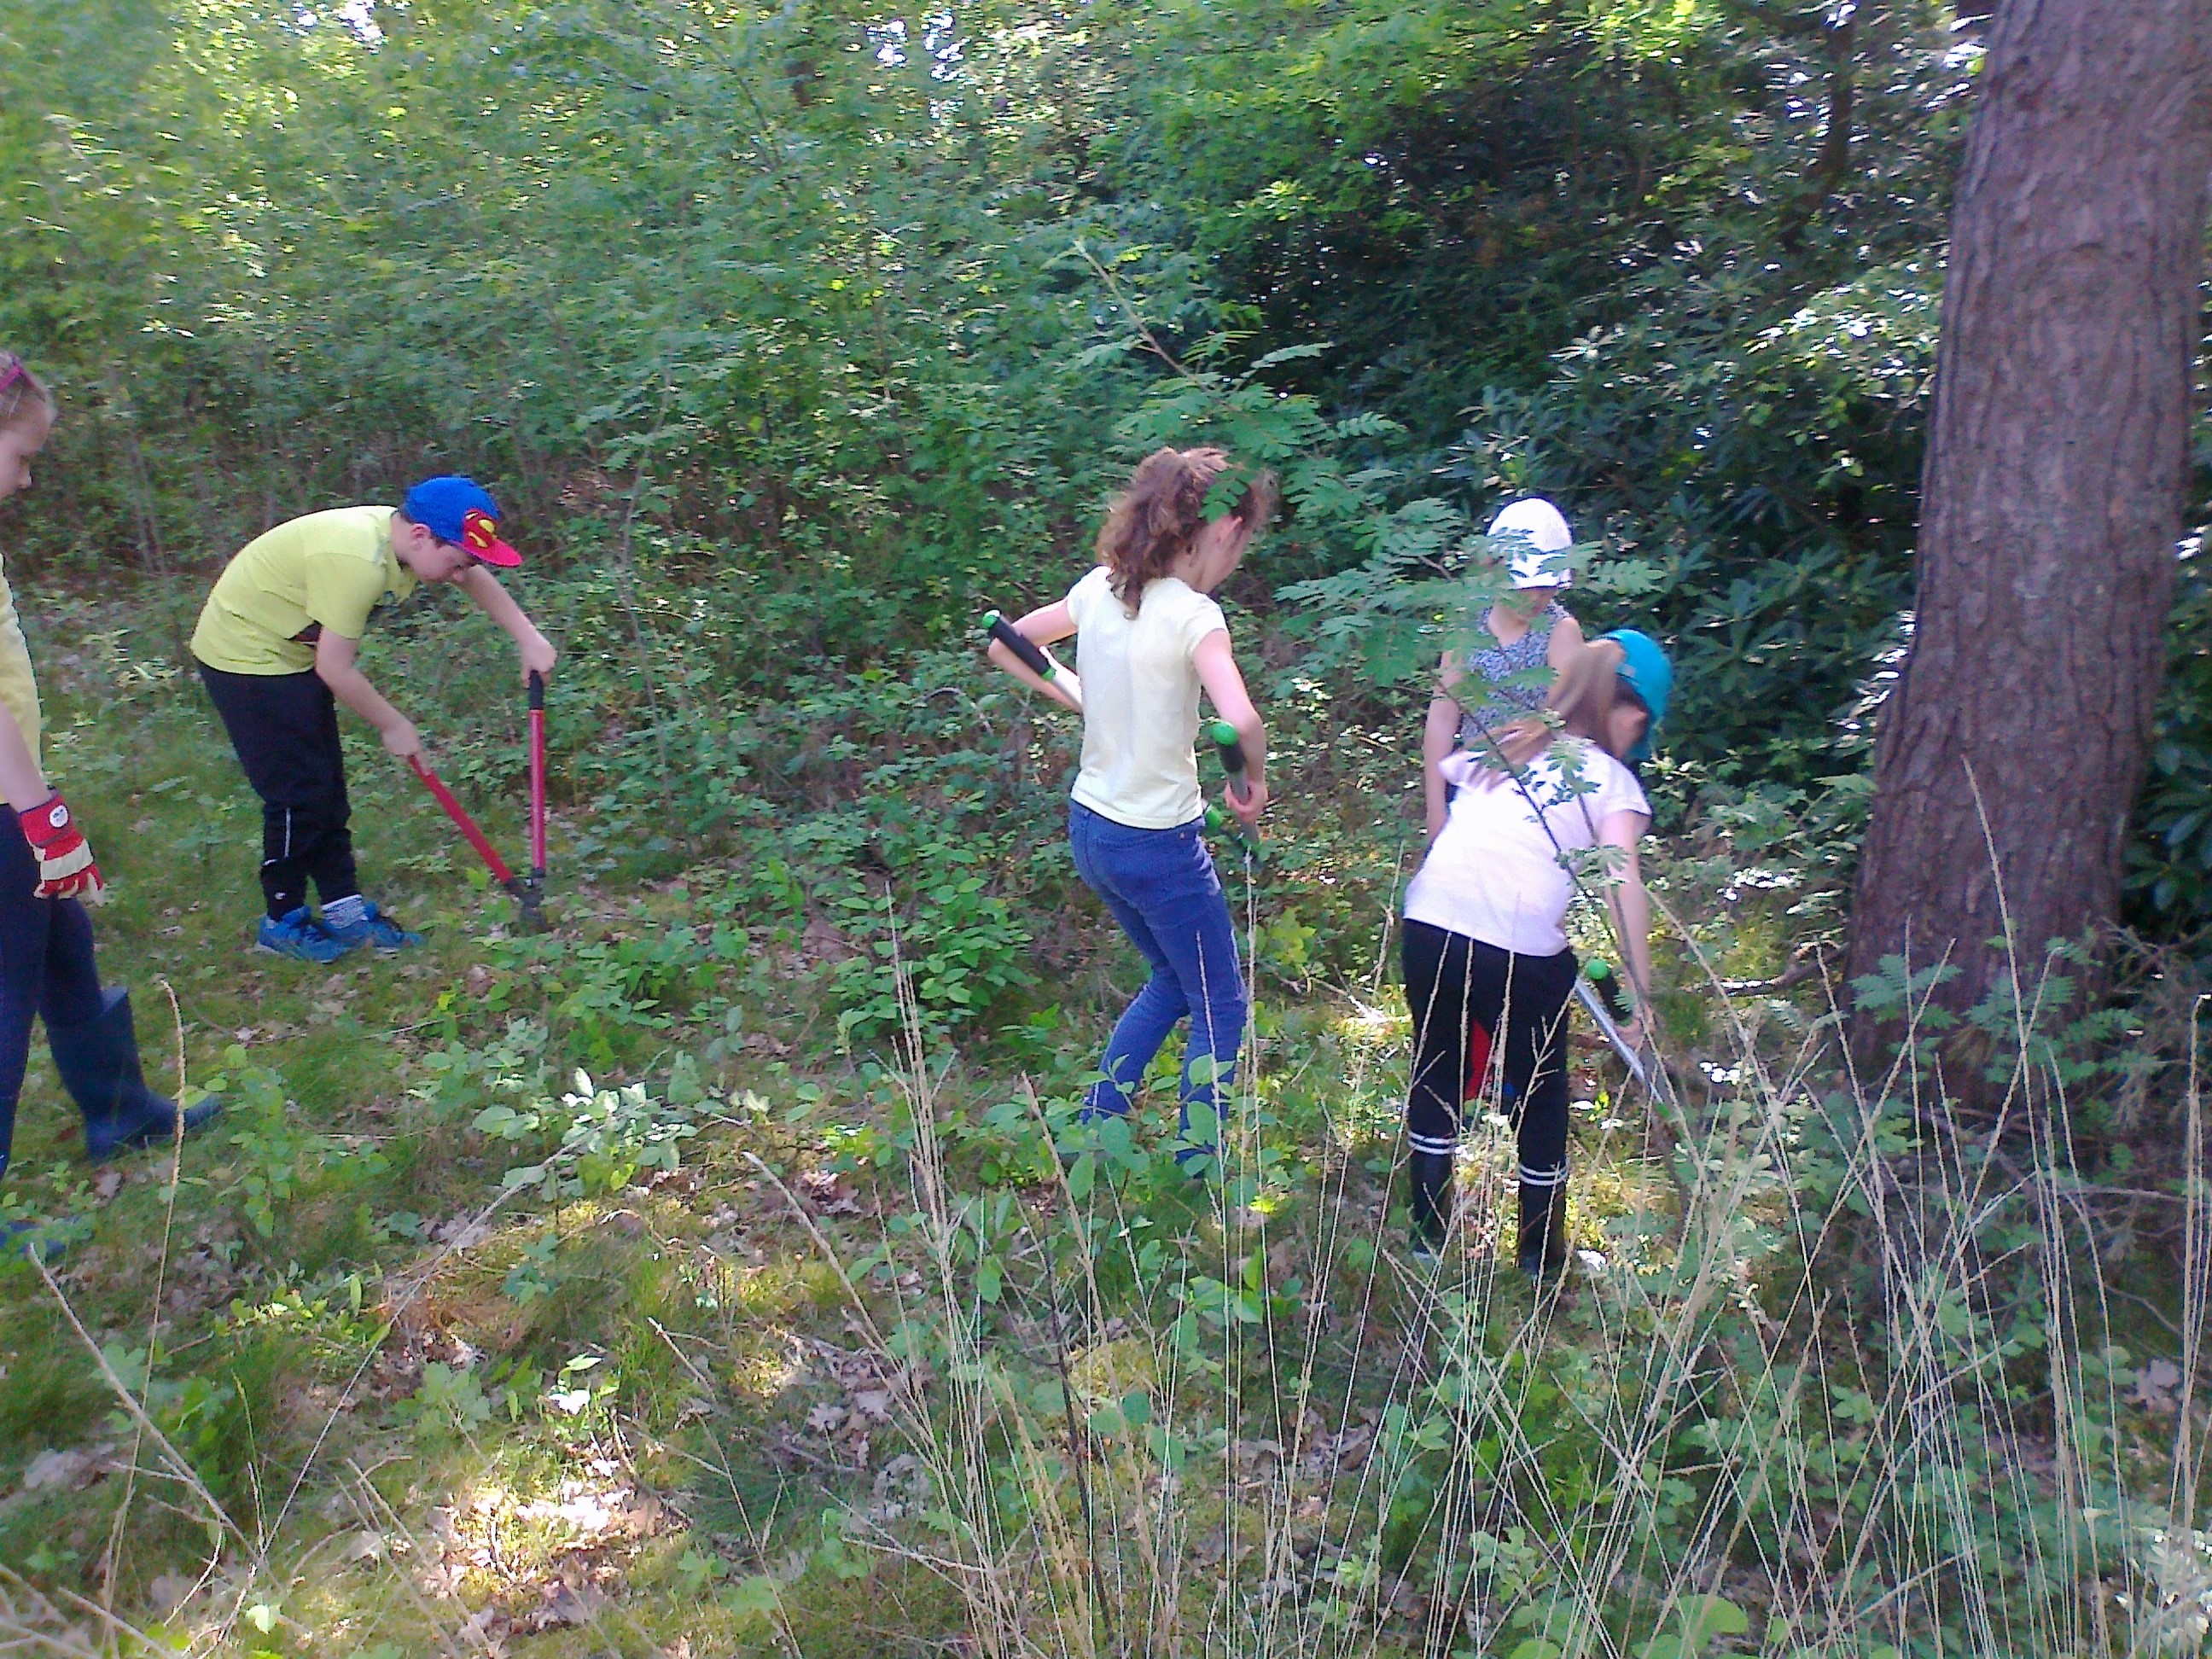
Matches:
[1097,446,1278,614]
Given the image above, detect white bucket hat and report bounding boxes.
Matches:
[1487,498,1575,589]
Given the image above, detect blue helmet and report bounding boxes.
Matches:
[1600,628,1672,763]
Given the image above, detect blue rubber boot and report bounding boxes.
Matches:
[48,988,219,1163]
[257,906,353,963]
[3,1216,86,1263]
[320,901,422,954]
[0,1105,82,1264]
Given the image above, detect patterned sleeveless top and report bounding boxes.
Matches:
[1455,602,1568,750]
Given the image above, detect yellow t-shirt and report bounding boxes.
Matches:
[190,505,419,675]
[0,554,44,773]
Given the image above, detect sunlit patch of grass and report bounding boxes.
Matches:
[1332,998,1406,1050]
[724,1338,807,1404]
[734,1254,848,1321]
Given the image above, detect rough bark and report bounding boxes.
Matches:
[1844,0,2212,1097]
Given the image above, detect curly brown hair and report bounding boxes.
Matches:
[0,353,55,434]
[1097,446,1279,614]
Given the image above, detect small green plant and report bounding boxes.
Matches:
[404,1361,492,1446]
[200,1048,377,1239]
[474,1070,698,1201]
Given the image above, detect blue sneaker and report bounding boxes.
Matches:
[322,901,423,954]
[256,906,353,963]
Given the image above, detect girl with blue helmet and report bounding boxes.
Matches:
[1400,631,1671,1277]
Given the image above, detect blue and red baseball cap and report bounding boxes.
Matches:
[401,475,521,568]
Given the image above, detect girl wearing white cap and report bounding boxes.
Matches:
[1421,498,1582,842]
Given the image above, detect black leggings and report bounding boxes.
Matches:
[200,664,360,920]
[1400,918,1579,1194]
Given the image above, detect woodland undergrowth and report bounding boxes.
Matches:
[0,579,2202,1659]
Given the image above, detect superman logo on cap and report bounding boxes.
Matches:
[457,507,522,568]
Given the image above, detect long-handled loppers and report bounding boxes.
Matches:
[406,671,550,932]
[982,609,1083,709]
[1575,957,1672,1104]
[1202,719,1266,870]
[521,670,548,932]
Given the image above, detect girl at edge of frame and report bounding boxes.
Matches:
[1400,632,1668,1280]
[0,354,217,1249]
[988,445,1276,1175]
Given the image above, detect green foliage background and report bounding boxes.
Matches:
[0,0,2204,934]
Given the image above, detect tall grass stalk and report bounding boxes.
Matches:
[11,908,2202,1657]
[795,926,2209,1658]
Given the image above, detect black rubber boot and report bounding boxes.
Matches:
[1516,1178,1569,1283]
[48,988,218,1162]
[1407,1149,1455,1263]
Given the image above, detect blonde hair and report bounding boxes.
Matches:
[1097,446,1278,614]
[0,353,55,434]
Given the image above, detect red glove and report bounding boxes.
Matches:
[20,794,106,904]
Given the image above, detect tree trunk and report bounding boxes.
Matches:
[1844,0,2212,1100]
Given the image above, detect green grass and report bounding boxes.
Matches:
[0,585,2202,1659]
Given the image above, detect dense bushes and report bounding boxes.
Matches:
[1,0,2207,946]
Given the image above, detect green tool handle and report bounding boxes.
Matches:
[984,610,1057,681]
[1203,805,1267,869]
[1585,958,1633,1025]
[1207,719,1251,805]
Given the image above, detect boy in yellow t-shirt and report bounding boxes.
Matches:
[192,476,556,960]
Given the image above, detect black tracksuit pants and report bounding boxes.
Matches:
[1400,917,1579,1200]
[199,665,361,921]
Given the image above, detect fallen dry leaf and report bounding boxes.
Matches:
[795,1169,862,1216]
[146,1572,195,1615]
[515,1579,606,1633]
[20,1446,102,1495]
[2128,1358,2185,1415]
[455,1604,510,1656]
[431,1214,492,1250]
[92,1168,125,1203]
[1231,1438,1285,1481]
[851,1388,893,1423]
[800,915,856,963]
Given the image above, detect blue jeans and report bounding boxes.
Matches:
[1068,801,1248,1150]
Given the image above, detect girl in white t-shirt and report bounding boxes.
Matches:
[988,447,1276,1170]
[1399,635,1668,1277]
